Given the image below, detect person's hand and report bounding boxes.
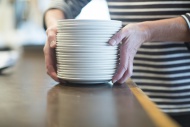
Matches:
[109,23,150,84]
[43,25,59,81]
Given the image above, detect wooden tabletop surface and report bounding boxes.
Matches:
[0,47,180,127]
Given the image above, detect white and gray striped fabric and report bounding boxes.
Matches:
[46,0,190,115]
[108,0,190,114]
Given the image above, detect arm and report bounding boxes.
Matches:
[146,16,190,42]
[43,0,90,81]
[43,9,64,81]
[109,16,190,84]
[44,0,91,29]
[45,9,65,29]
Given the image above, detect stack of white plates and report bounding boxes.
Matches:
[56,19,122,84]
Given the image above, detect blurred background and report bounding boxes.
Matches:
[0,0,110,72]
[0,0,110,46]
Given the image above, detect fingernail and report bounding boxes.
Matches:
[109,39,116,45]
[112,79,117,84]
[50,40,55,47]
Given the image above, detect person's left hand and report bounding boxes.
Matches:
[109,23,150,84]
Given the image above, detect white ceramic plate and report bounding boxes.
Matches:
[56,51,118,55]
[57,62,119,67]
[58,74,114,79]
[56,42,113,46]
[56,46,118,50]
[56,37,110,43]
[57,29,119,35]
[57,68,118,71]
[56,37,111,41]
[57,24,121,27]
[56,55,118,59]
[67,81,110,84]
[56,53,117,58]
[57,34,113,37]
[65,80,110,84]
[56,53,118,57]
[56,49,118,53]
[56,49,118,52]
[56,43,110,46]
[56,51,118,54]
[56,32,113,38]
[58,71,116,75]
[58,73,116,77]
[58,69,117,72]
[57,62,119,66]
[57,21,121,26]
[57,74,113,79]
[56,44,117,48]
[57,59,118,62]
[56,52,118,56]
[57,72,115,77]
[56,46,117,51]
[57,26,121,31]
[57,77,113,84]
[57,77,110,84]
[57,57,118,61]
[57,20,121,24]
[58,69,115,73]
[57,25,121,30]
[56,40,110,45]
[56,39,109,43]
[57,64,118,68]
[56,37,110,41]
[57,19,121,23]
[56,44,119,51]
[57,25,121,29]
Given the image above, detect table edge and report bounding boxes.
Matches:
[126,79,180,127]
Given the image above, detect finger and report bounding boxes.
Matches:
[47,65,58,81]
[117,59,133,84]
[112,63,127,84]
[109,27,128,46]
[112,44,128,83]
[44,44,59,81]
[58,78,68,84]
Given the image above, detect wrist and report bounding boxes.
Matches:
[137,22,152,42]
[45,9,65,28]
[46,20,58,28]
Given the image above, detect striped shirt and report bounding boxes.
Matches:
[108,0,190,114]
[46,0,190,115]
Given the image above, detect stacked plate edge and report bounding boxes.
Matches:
[56,19,122,84]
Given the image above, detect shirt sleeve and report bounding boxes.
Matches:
[182,13,190,29]
[182,13,190,50]
[43,0,91,30]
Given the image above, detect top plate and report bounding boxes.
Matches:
[57,19,122,24]
[57,26,121,31]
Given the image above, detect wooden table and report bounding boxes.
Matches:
[0,47,180,127]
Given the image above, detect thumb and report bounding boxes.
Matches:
[46,26,57,48]
[109,28,126,46]
[50,40,56,48]
[48,31,57,48]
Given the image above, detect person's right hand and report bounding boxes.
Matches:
[43,25,59,81]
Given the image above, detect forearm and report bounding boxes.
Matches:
[45,9,65,28]
[43,0,90,29]
[142,17,190,42]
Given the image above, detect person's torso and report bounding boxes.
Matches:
[106,0,190,114]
